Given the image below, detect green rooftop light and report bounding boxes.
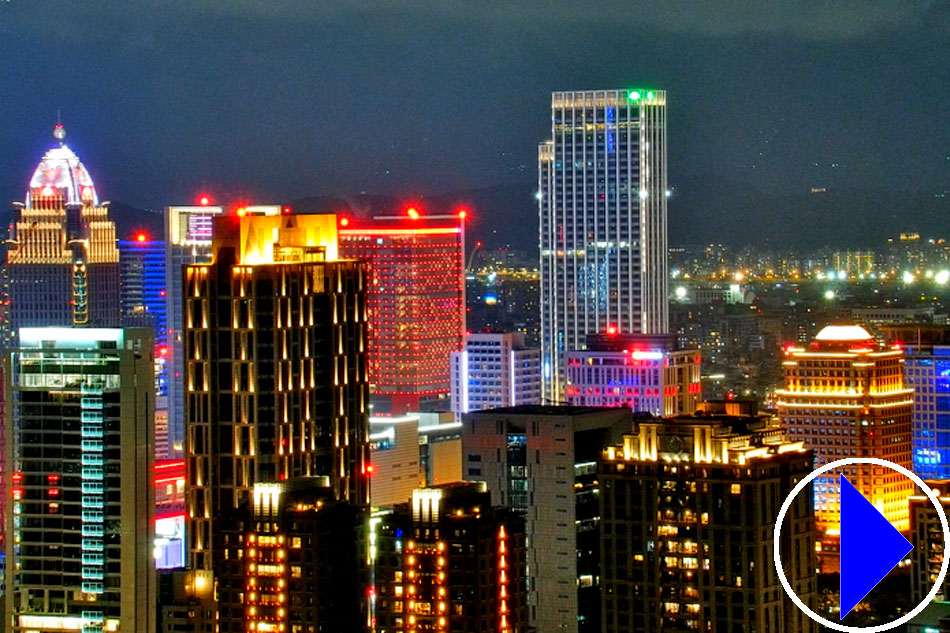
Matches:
[647,91,655,100]
[627,90,641,101]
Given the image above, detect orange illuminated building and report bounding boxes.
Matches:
[216,480,368,633]
[184,209,371,610]
[372,483,527,633]
[776,325,913,546]
[339,211,465,415]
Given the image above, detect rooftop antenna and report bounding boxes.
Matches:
[53,111,66,145]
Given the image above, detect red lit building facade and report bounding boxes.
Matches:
[339,213,465,415]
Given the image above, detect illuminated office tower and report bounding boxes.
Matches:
[564,333,700,416]
[450,332,541,416]
[119,232,171,459]
[215,479,367,632]
[882,325,950,479]
[338,211,465,415]
[599,408,815,633]
[184,211,370,588]
[7,125,120,331]
[462,405,631,633]
[539,89,668,402]
[4,327,155,633]
[372,483,528,633]
[165,203,222,458]
[776,325,914,537]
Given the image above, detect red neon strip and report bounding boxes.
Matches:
[339,228,461,236]
[154,460,185,470]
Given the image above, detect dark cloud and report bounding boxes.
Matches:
[0,0,947,248]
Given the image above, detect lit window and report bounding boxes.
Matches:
[730,483,741,495]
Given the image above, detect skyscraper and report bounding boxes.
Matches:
[461,405,631,633]
[881,325,950,479]
[7,125,120,332]
[4,327,155,633]
[539,89,668,402]
[339,211,466,416]
[165,203,222,457]
[119,232,171,458]
[449,331,541,417]
[372,483,528,633]
[184,210,370,629]
[598,408,815,633]
[216,479,368,633]
[776,324,913,564]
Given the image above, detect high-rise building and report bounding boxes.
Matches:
[215,479,368,633]
[119,232,171,459]
[882,325,950,479]
[372,482,528,633]
[461,405,631,633]
[7,125,120,332]
[339,211,465,416]
[909,480,950,604]
[165,203,222,458]
[776,324,914,559]
[4,327,155,633]
[449,332,541,417]
[598,409,816,633]
[564,333,700,416]
[539,89,668,402]
[184,210,370,629]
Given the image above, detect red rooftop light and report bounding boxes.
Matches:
[136,232,148,243]
[199,195,211,206]
[282,206,292,215]
[607,326,618,335]
[407,207,420,219]
[340,217,350,227]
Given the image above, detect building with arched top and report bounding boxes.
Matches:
[776,324,913,569]
[7,124,120,332]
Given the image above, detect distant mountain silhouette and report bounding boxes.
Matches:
[14,178,941,254]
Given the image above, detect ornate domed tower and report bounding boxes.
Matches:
[7,124,120,331]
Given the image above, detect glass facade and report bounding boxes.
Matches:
[539,90,668,402]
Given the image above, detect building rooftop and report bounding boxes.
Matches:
[27,124,99,208]
[814,324,874,342]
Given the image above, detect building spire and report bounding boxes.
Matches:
[53,113,66,145]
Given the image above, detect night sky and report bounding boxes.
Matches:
[1,1,948,248]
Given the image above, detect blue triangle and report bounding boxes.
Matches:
[839,474,913,618]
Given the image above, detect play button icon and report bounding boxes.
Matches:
[839,474,913,617]
[775,458,950,632]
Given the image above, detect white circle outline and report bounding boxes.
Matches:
[774,457,950,633]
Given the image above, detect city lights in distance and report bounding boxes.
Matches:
[937,270,950,284]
